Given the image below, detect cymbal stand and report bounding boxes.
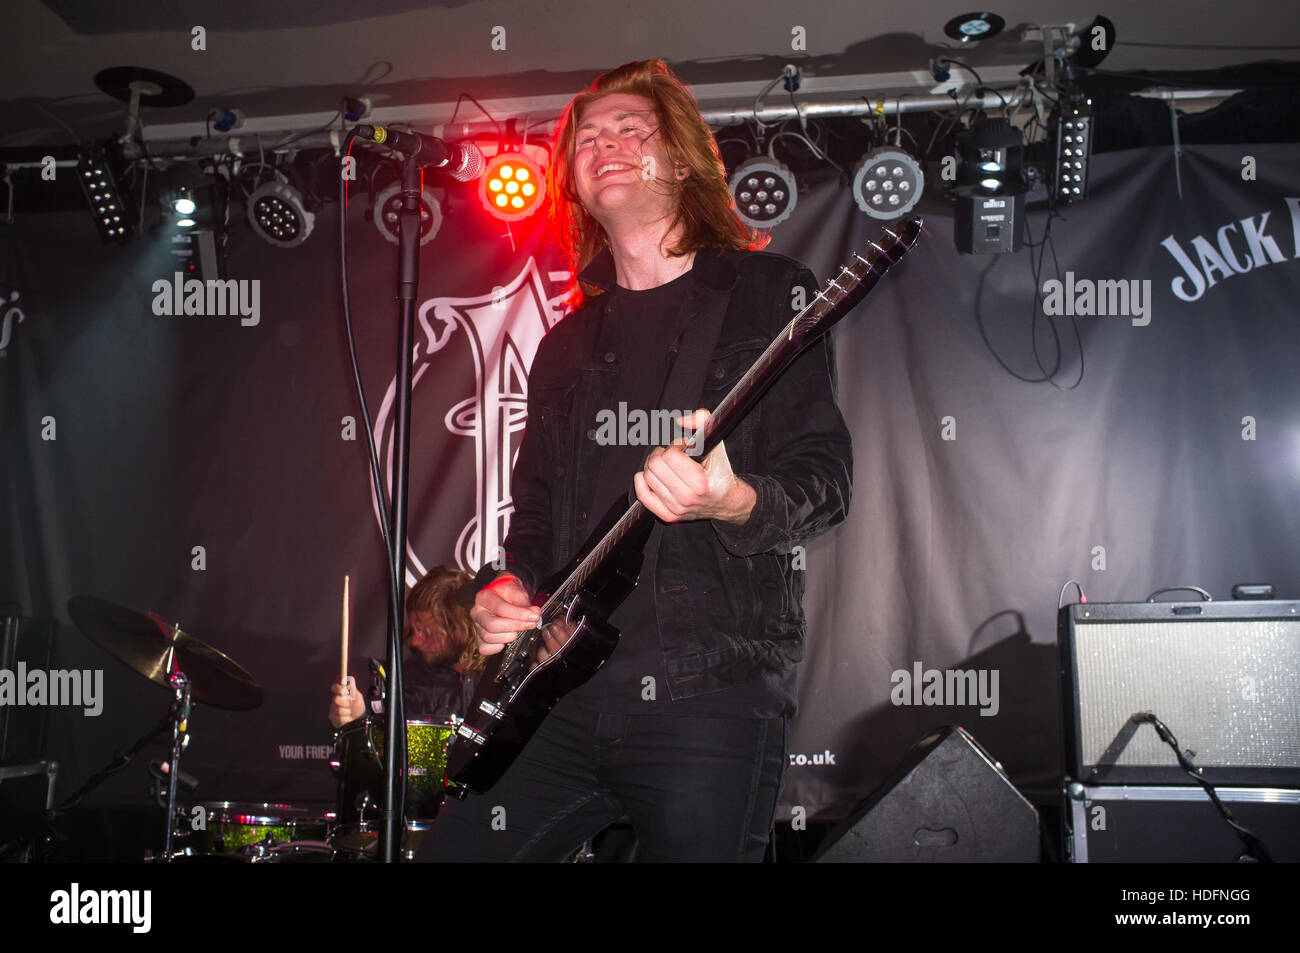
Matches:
[162,633,193,862]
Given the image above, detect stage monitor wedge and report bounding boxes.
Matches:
[812,726,1040,863]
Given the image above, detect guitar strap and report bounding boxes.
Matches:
[461,250,736,607]
[653,249,733,459]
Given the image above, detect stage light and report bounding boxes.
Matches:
[954,118,1025,197]
[944,11,1006,43]
[172,187,196,216]
[247,178,315,247]
[729,157,797,229]
[373,182,443,246]
[1054,98,1093,204]
[952,120,1025,255]
[852,148,924,220]
[77,151,131,242]
[478,152,545,222]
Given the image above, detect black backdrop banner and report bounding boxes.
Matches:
[2,143,1298,826]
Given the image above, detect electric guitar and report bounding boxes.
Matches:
[446,217,923,793]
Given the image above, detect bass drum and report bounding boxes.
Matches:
[331,718,454,859]
[170,802,336,862]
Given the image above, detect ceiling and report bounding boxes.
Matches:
[2,0,1299,150]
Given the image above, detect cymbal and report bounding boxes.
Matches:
[67,596,263,711]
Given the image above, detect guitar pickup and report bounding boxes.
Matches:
[456,724,488,746]
[477,699,506,720]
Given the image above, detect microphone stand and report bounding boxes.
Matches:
[380,153,423,863]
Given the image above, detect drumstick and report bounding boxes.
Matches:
[341,574,350,694]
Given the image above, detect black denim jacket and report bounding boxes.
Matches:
[484,245,853,701]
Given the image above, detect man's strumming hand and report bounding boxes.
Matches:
[470,575,541,656]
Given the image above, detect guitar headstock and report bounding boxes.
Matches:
[805,216,922,332]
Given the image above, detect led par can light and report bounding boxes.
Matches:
[729,157,797,228]
[479,152,545,222]
[247,179,315,247]
[374,182,443,245]
[852,148,924,219]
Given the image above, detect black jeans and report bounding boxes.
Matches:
[417,696,788,862]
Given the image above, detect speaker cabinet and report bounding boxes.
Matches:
[812,726,1040,862]
[1059,600,1300,786]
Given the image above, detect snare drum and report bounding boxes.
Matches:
[331,718,455,857]
[171,802,335,862]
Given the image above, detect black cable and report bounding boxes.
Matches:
[1040,221,1084,390]
[715,138,753,157]
[49,714,172,816]
[337,134,398,600]
[1021,236,1064,385]
[973,254,1057,384]
[1024,205,1084,390]
[768,130,847,179]
[338,132,409,859]
[943,58,986,89]
[447,93,505,153]
[1145,585,1213,602]
[986,85,1011,112]
[1133,712,1274,862]
[923,109,957,161]
[1058,579,1087,608]
[924,87,978,160]
[356,60,394,85]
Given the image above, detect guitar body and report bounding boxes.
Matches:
[447,499,649,793]
[445,218,923,795]
[449,599,620,793]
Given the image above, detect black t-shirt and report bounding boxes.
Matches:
[566,269,793,718]
[403,653,476,723]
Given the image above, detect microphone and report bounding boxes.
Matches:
[351,124,484,180]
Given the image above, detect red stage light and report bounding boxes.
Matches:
[479,152,545,221]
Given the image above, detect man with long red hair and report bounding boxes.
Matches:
[421,59,852,862]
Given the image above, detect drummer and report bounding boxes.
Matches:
[328,565,483,728]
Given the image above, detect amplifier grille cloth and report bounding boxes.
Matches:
[1075,620,1300,769]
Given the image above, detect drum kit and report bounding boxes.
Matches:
[65,595,457,863]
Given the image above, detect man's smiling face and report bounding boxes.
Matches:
[572,92,684,230]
